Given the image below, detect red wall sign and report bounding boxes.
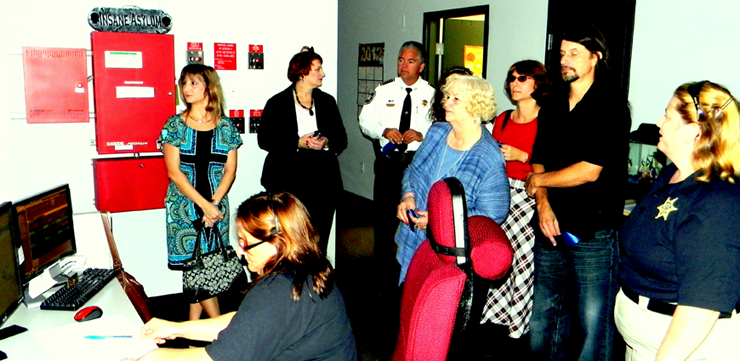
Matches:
[214,43,236,71]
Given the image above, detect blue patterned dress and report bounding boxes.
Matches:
[158,115,243,268]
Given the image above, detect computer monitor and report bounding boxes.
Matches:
[0,202,23,326]
[13,184,77,290]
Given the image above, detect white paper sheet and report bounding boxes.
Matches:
[34,314,156,361]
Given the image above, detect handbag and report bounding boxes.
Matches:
[182,221,247,302]
[100,212,152,322]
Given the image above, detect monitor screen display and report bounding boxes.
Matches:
[0,202,23,326]
[14,184,76,284]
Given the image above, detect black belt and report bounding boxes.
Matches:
[385,151,415,164]
[622,288,677,317]
[623,287,739,319]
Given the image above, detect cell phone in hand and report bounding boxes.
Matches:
[312,130,323,138]
[558,232,581,246]
[407,209,419,231]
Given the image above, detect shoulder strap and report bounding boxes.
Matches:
[100,212,123,271]
[500,110,513,131]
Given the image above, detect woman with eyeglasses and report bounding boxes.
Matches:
[481,60,550,340]
[617,81,740,360]
[124,192,357,361]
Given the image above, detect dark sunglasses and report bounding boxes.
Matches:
[239,238,268,251]
[507,75,533,83]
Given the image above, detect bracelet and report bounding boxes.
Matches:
[212,200,221,208]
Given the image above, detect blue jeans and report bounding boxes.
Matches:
[530,229,619,361]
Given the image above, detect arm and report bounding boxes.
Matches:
[163,144,221,222]
[359,88,391,140]
[526,161,602,190]
[123,347,211,361]
[210,149,237,204]
[142,313,236,343]
[528,164,560,245]
[656,306,719,361]
[257,91,301,153]
[317,93,348,156]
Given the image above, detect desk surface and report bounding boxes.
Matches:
[0,281,156,360]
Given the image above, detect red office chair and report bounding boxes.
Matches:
[392,178,514,361]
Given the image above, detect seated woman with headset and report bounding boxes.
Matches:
[124,192,357,361]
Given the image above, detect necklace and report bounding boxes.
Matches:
[435,129,481,181]
[188,111,213,124]
[294,87,314,116]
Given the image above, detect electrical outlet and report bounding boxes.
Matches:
[360,162,365,173]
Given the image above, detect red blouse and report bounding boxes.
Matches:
[491,110,537,180]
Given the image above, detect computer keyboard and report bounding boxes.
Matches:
[40,268,118,311]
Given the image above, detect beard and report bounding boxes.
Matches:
[561,67,579,83]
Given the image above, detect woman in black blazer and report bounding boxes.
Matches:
[258,47,347,253]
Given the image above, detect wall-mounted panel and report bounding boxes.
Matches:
[93,157,168,213]
[22,47,89,123]
[91,32,175,154]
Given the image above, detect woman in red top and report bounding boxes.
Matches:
[481,60,550,339]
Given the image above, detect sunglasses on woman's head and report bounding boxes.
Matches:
[507,75,533,83]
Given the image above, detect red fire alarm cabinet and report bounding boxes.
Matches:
[91,31,175,154]
[93,156,169,213]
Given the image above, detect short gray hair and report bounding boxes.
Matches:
[398,41,426,64]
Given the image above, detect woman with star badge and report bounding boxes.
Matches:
[617,81,740,360]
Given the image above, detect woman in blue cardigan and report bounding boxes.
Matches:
[396,74,510,283]
[258,47,347,253]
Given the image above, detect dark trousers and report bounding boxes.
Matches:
[372,152,414,288]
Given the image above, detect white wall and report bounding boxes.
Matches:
[628,0,740,129]
[336,0,549,199]
[337,0,740,199]
[0,0,338,296]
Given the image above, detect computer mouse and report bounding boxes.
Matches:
[74,306,103,322]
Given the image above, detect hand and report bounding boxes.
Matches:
[401,129,423,144]
[537,203,560,246]
[201,202,223,227]
[413,210,429,230]
[525,172,540,197]
[382,128,404,144]
[397,193,417,224]
[501,144,527,163]
[140,318,179,345]
[298,132,315,149]
[306,133,327,150]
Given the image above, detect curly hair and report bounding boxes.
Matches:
[432,66,473,122]
[179,64,226,122]
[673,81,740,183]
[441,74,497,123]
[503,60,551,107]
[287,47,323,83]
[236,192,334,301]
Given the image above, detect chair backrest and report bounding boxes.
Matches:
[392,178,513,361]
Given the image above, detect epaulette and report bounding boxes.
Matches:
[381,78,394,85]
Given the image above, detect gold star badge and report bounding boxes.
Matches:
[422,100,428,106]
[655,197,678,221]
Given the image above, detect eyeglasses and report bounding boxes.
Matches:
[239,238,268,251]
[507,75,533,83]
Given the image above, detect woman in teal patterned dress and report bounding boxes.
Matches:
[158,64,242,321]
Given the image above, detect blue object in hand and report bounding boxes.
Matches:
[382,142,397,155]
[560,232,581,246]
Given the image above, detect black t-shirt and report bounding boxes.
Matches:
[531,78,631,238]
[206,274,357,361]
[619,164,740,316]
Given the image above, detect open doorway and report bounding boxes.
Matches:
[423,5,489,87]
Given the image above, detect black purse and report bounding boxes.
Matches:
[182,221,247,302]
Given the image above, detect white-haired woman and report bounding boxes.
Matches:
[395,74,510,283]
